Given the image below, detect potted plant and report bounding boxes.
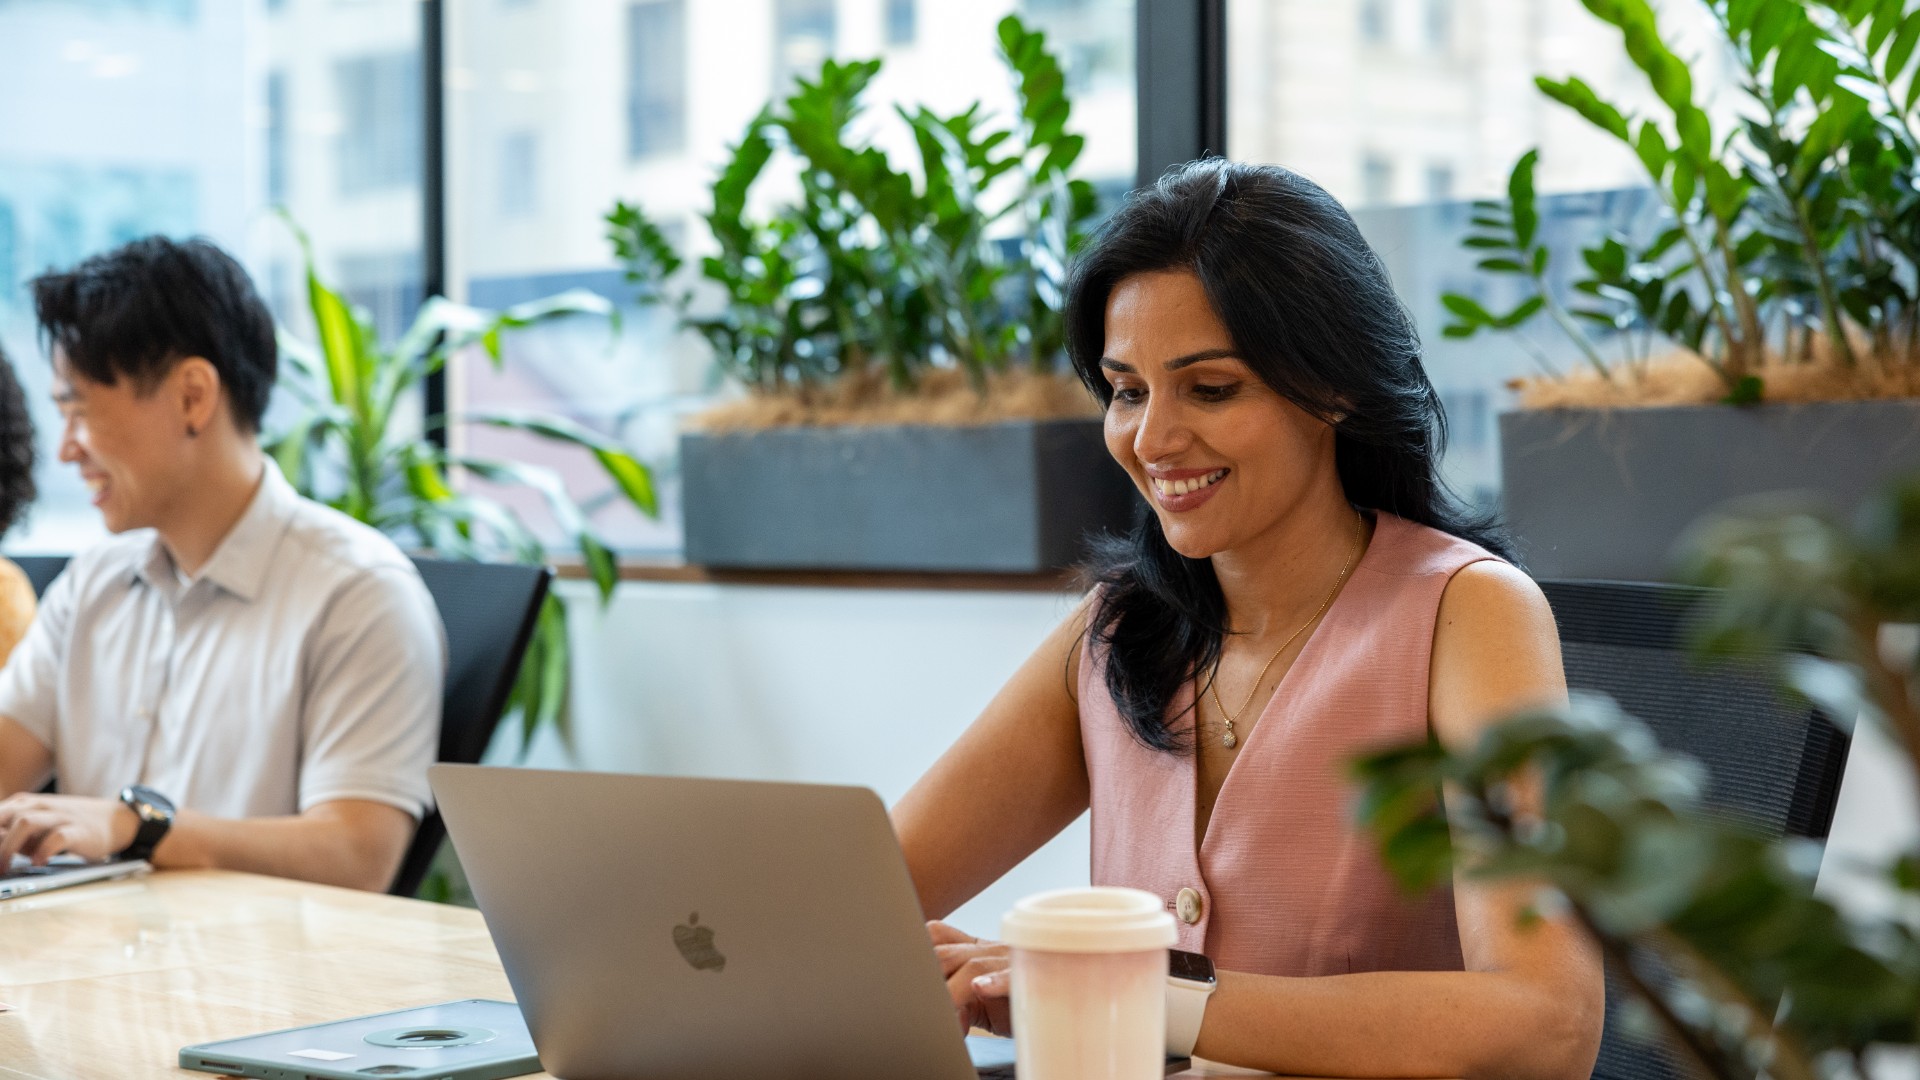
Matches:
[606,15,1134,573]
[1355,474,1920,1080]
[273,222,658,748]
[1441,0,1920,581]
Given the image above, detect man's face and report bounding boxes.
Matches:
[52,350,187,534]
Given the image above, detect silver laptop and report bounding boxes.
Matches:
[431,764,1012,1080]
[0,854,148,900]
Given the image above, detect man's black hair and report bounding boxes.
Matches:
[0,342,35,538]
[29,235,277,432]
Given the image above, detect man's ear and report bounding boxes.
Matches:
[173,357,223,439]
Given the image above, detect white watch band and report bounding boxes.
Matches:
[1165,976,1213,1058]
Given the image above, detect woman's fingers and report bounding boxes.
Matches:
[934,939,1010,977]
[965,962,1014,1037]
[946,954,1013,1034]
[925,920,977,946]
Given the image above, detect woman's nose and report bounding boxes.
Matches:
[1133,395,1192,461]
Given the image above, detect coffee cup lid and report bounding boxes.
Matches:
[1000,887,1177,953]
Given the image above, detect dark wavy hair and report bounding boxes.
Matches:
[0,342,36,539]
[1068,159,1511,754]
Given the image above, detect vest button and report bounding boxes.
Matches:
[1176,887,1203,924]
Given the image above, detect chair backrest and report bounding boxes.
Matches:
[394,557,552,898]
[13,555,69,599]
[1539,579,1850,1080]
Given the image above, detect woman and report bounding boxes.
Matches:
[893,161,1603,1079]
[0,343,33,664]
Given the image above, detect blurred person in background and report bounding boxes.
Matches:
[0,235,444,892]
[0,342,36,664]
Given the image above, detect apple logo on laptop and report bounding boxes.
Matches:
[673,912,726,972]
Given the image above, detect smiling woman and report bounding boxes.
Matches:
[891,160,1604,1080]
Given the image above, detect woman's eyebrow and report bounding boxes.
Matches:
[1099,348,1240,374]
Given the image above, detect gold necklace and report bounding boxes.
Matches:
[1207,510,1364,750]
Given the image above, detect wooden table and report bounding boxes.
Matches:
[0,869,541,1080]
[0,870,1274,1080]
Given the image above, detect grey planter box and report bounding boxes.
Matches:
[1500,399,1920,581]
[680,419,1139,572]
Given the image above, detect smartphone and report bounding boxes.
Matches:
[180,998,539,1080]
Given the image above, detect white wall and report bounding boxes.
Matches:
[490,578,1093,938]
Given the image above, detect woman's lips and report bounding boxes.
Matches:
[1149,468,1228,512]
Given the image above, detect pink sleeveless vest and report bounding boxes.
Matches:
[1078,511,1498,976]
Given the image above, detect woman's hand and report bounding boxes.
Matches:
[928,921,1013,1036]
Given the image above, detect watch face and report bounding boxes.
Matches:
[1169,949,1216,985]
[124,786,175,821]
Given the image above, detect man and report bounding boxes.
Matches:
[0,235,445,892]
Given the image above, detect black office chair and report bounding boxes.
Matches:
[1539,579,1851,1080]
[394,557,552,898]
[11,554,68,598]
[6,550,551,899]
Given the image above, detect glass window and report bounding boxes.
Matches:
[1424,162,1453,203]
[448,0,1137,554]
[0,0,422,552]
[627,0,687,159]
[886,0,916,46]
[336,51,423,196]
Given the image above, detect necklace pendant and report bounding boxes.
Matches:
[1222,726,1237,749]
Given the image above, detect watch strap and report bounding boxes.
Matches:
[117,787,173,862]
[1166,975,1212,1058]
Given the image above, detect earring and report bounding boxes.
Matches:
[186,424,198,439]
[1328,411,1348,425]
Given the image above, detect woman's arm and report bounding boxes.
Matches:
[1188,561,1605,1080]
[893,601,1094,921]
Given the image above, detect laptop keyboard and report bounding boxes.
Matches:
[3,855,92,878]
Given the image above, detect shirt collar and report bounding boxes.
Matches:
[137,463,300,604]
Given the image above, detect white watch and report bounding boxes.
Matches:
[1166,949,1217,1058]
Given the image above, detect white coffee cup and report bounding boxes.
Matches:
[1001,886,1177,1080]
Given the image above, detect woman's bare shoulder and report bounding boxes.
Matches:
[1429,560,1565,748]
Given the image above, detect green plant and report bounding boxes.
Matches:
[272,222,658,746]
[1353,476,1920,1080]
[1442,0,1920,405]
[607,13,1099,393]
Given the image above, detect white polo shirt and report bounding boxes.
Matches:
[0,464,446,820]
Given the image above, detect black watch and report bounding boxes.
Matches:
[116,785,175,862]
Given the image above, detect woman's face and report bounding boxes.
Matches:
[1100,270,1337,560]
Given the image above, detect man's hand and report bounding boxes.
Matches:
[929,921,1013,1036]
[0,793,136,865]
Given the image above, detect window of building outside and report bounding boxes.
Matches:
[887,0,917,46]
[1358,0,1389,45]
[1424,162,1453,203]
[773,0,836,92]
[628,0,687,159]
[501,131,538,217]
[0,0,422,554]
[447,0,1136,555]
[1423,0,1450,52]
[266,71,289,205]
[1361,154,1394,204]
[336,51,422,196]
